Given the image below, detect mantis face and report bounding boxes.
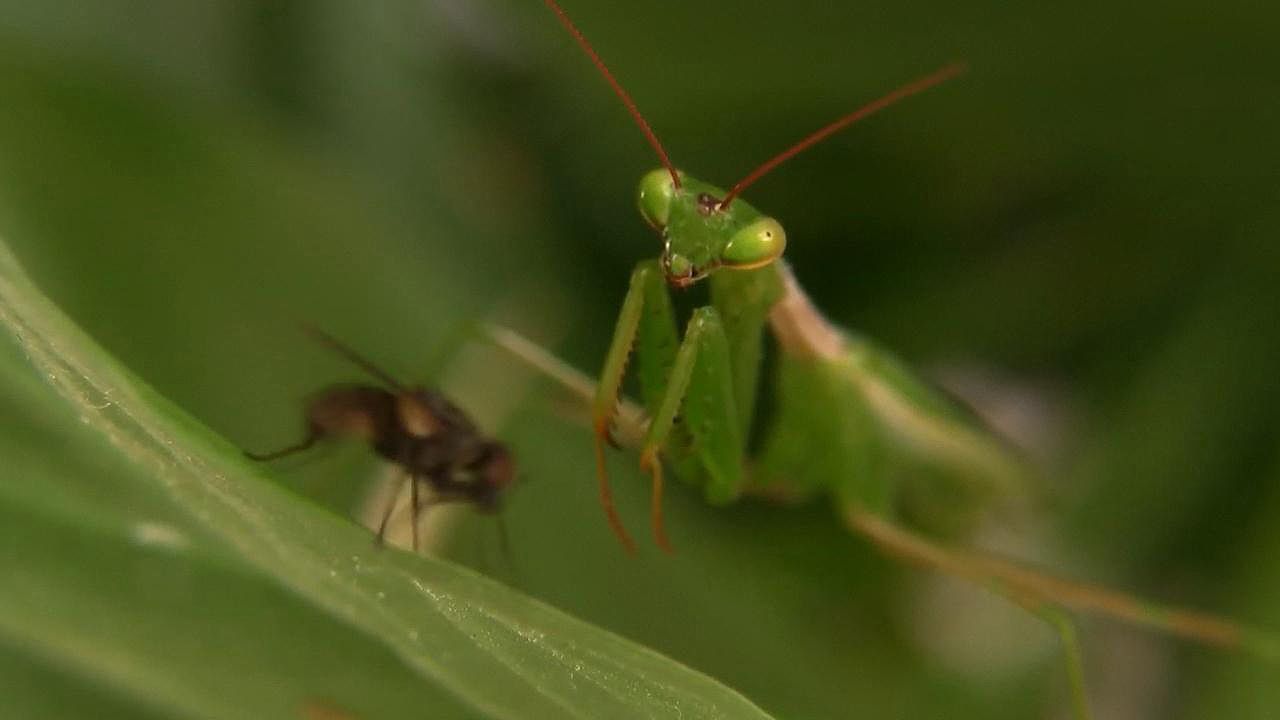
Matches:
[637,169,787,288]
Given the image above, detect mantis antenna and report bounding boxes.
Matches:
[540,0,682,189]
[719,62,968,208]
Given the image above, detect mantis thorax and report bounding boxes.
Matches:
[637,169,786,288]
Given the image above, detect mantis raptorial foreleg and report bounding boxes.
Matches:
[590,261,676,552]
[593,261,747,552]
[640,306,745,509]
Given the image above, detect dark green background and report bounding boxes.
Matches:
[1,0,1277,717]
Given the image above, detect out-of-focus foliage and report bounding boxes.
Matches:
[0,0,1276,718]
[0,236,775,719]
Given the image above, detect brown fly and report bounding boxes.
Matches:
[245,327,514,553]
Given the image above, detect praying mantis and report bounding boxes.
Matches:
[479,1,1278,717]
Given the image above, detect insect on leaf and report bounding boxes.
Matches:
[0,236,777,720]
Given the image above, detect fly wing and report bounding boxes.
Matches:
[414,389,479,435]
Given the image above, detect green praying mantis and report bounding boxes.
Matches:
[481,1,1279,717]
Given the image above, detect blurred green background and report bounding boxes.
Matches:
[1,0,1277,717]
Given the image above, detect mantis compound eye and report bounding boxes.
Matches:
[637,167,678,229]
[722,217,786,270]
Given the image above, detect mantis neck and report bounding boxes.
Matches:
[707,258,845,435]
[708,263,782,436]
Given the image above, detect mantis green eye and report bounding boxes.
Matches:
[722,218,786,269]
[637,168,677,228]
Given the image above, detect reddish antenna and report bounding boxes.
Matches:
[541,0,681,189]
[719,62,968,209]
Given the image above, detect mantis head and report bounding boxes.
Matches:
[539,0,964,289]
[638,169,786,288]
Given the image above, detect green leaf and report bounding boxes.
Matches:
[0,237,775,719]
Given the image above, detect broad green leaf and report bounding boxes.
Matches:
[0,237,775,719]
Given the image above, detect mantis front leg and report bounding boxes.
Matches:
[593,260,746,552]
